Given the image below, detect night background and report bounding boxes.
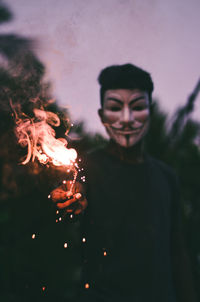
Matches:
[0,0,200,301]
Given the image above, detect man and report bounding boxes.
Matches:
[51,64,196,302]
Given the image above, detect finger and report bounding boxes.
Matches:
[56,195,80,209]
[57,193,84,209]
[74,207,82,215]
[65,208,73,213]
[74,192,82,199]
[51,188,73,202]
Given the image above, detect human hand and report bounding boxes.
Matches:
[50,181,87,215]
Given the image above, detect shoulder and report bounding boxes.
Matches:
[146,155,179,188]
[147,155,176,176]
[147,156,181,211]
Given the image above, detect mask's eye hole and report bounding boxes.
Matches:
[131,100,148,111]
[109,106,121,112]
[132,106,145,111]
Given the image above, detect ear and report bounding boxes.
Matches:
[98,108,104,123]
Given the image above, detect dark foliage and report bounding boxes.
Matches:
[0,3,12,24]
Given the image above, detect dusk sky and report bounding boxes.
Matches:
[1,0,200,136]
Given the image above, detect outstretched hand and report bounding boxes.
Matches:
[50,181,87,215]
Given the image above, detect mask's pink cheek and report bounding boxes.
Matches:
[103,112,120,124]
[135,110,150,122]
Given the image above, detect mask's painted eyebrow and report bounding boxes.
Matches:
[105,97,123,104]
[129,96,146,105]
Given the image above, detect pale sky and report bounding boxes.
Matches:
[1,0,200,135]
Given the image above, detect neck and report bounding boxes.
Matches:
[106,139,145,164]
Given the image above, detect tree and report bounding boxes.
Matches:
[145,83,200,299]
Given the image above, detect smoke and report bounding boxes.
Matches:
[12,100,77,167]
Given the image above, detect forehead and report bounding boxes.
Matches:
[104,89,148,103]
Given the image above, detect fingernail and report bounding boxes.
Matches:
[75,193,82,199]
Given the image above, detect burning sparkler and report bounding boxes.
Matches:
[12,100,79,197]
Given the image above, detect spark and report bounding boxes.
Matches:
[85,283,90,289]
[81,176,86,183]
[32,234,36,239]
[64,243,68,248]
[82,237,86,243]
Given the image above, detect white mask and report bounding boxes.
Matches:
[99,89,150,148]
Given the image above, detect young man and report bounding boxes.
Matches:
[51,64,196,302]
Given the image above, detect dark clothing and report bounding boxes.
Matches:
[78,148,180,302]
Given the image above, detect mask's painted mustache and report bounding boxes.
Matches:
[112,126,143,131]
[103,122,143,132]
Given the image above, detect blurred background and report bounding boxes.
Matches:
[1,0,200,134]
[0,0,200,301]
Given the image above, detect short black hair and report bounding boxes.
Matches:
[98,63,154,107]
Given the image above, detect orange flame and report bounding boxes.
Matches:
[13,106,77,167]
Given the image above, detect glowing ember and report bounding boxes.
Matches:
[42,286,46,291]
[64,243,68,248]
[103,251,107,256]
[32,234,36,239]
[82,237,86,243]
[85,283,90,289]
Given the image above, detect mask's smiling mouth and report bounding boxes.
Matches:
[109,125,143,134]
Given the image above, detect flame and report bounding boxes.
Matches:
[11,98,80,198]
[13,106,77,167]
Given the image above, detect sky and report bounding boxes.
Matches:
[1,0,200,136]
